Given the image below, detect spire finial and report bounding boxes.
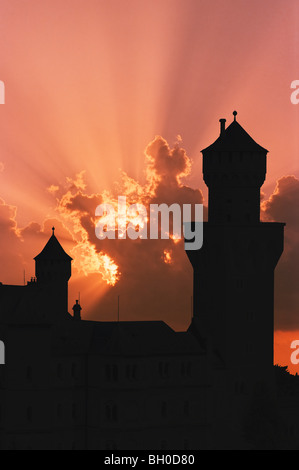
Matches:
[52,226,55,236]
[233,110,237,121]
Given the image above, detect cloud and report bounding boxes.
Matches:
[0,195,75,286]
[0,197,19,236]
[145,135,192,187]
[47,185,59,194]
[0,137,297,334]
[261,175,299,230]
[0,198,24,284]
[261,175,299,330]
[66,170,87,192]
[47,136,203,329]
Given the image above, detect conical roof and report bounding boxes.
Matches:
[34,227,73,261]
[201,111,268,153]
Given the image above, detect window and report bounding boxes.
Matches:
[235,381,245,394]
[72,403,77,421]
[183,400,190,417]
[105,403,118,422]
[57,363,62,379]
[105,364,118,381]
[181,361,192,378]
[125,364,138,381]
[161,401,167,418]
[26,406,32,422]
[158,362,169,378]
[57,404,62,420]
[71,363,77,379]
[247,311,255,321]
[26,365,32,382]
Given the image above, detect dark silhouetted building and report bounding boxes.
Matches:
[0,113,298,450]
[187,111,285,448]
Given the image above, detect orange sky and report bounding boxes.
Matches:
[0,0,299,373]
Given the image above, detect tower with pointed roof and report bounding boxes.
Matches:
[202,111,268,226]
[186,112,285,448]
[34,227,72,319]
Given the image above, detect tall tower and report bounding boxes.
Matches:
[34,227,72,319]
[186,112,285,448]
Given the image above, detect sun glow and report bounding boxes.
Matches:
[71,239,120,286]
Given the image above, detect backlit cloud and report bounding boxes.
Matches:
[47,136,203,329]
[1,143,298,334]
[261,175,299,330]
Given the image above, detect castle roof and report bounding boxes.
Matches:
[34,227,73,261]
[201,111,268,153]
[51,319,205,357]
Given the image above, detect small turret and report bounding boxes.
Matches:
[34,227,72,283]
[34,228,73,318]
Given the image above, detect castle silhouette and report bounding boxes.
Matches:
[0,112,297,450]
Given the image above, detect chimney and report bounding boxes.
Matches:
[219,118,226,136]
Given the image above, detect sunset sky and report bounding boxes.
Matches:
[0,0,299,372]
